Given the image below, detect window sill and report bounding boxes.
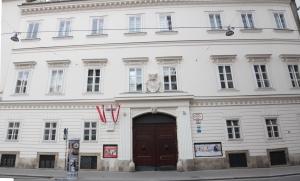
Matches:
[52,36,73,39]
[42,140,57,143]
[218,88,240,92]
[240,28,263,33]
[207,29,227,33]
[273,28,293,32]
[228,138,243,142]
[255,87,275,91]
[46,93,65,96]
[155,30,178,35]
[83,92,103,95]
[86,34,108,38]
[267,137,283,142]
[5,140,19,142]
[124,32,147,36]
[290,87,300,90]
[21,38,41,41]
[11,93,29,96]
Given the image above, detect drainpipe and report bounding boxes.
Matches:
[290,0,300,36]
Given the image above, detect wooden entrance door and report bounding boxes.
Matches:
[133,115,178,171]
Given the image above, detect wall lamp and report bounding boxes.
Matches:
[10,32,20,42]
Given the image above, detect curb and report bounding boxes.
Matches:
[0,174,52,179]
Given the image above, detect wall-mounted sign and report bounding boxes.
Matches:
[193,113,203,124]
[103,144,118,158]
[194,142,222,157]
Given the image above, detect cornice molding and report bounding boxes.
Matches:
[191,95,300,107]
[156,56,182,64]
[82,58,108,66]
[122,57,149,65]
[13,61,37,69]
[280,54,300,63]
[211,54,236,63]
[19,0,291,15]
[47,59,71,67]
[246,54,272,63]
[1,94,299,110]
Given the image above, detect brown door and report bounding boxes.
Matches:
[133,122,178,171]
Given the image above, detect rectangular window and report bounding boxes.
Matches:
[91,17,104,35]
[129,68,142,92]
[15,70,29,94]
[58,19,71,37]
[265,118,280,138]
[49,69,64,94]
[159,14,172,31]
[6,122,20,141]
[288,65,300,88]
[274,13,286,29]
[253,65,270,88]
[83,122,97,141]
[241,13,254,29]
[218,65,234,89]
[86,69,101,93]
[26,22,39,39]
[129,15,141,32]
[226,120,240,139]
[43,122,57,141]
[209,14,222,29]
[163,67,177,91]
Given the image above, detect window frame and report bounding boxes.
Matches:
[57,18,72,37]
[273,12,287,29]
[90,16,105,35]
[287,64,300,88]
[241,12,255,29]
[226,119,242,140]
[47,68,65,95]
[85,68,102,93]
[6,121,20,142]
[128,14,142,33]
[209,13,223,30]
[217,64,235,89]
[252,64,272,89]
[83,121,98,142]
[26,21,40,39]
[14,69,31,95]
[264,117,282,139]
[158,13,174,31]
[43,121,58,142]
[162,66,178,91]
[128,67,144,92]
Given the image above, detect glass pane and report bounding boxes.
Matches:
[8,130,12,134]
[92,130,96,135]
[94,85,99,92]
[235,133,240,139]
[84,135,89,140]
[88,69,94,76]
[44,134,49,140]
[227,74,232,80]
[87,85,92,92]
[91,122,96,128]
[274,131,279,137]
[228,82,234,88]
[225,66,231,73]
[171,83,177,90]
[95,77,100,83]
[9,122,14,128]
[233,121,238,126]
[234,127,240,134]
[164,84,169,90]
[45,123,50,128]
[95,69,100,76]
[52,123,57,128]
[88,78,93,84]
[226,120,231,126]
[221,82,226,88]
[228,133,233,139]
[171,75,176,82]
[227,128,232,134]
[91,135,96,140]
[218,66,223,73]
[15,122,20,128]
[254,65,259,72]
[85,122,90,128]
[164,76,169,82]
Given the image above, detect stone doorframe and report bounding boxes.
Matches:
[118,106,194,171]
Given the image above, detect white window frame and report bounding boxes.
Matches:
[253,64,271,89]
[273,12,287,29]
[128,14,142,33]
[6,122,20,141]
[14,70,30,94]
[217,64,235,89]
[85,68,102,93]
[26,21,40,39]
[48,68,65,94]
[265,118,281,139]
[226,119,241,140]
[57,18,72,37]
[43,121,57,142]
[90,16,104,35]
[129,67,143,92]
[163,66,178,91]
[159,13,173,31]
[209,13,222,29]
[83,121,97,142]
[241,13,255,29]
[287,64,300,88]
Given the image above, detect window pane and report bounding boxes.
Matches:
[85,122,90,128]
[88,69,94,76]
[91,122,96,128]
[95,69,100,76]
[52,123,57,128]
[45,123,50,128]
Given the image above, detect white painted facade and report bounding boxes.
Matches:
[0,0,300,171]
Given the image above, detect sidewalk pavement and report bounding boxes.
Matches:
[0,165,300,181]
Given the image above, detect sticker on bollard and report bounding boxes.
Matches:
[67,139,80,179]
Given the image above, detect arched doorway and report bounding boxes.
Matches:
[133,113,178,171]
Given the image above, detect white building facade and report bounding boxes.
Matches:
[1,0,300,171]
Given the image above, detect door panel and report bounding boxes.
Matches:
[133,122,178,171]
